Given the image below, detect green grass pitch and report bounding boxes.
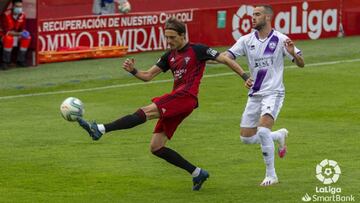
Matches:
[0,36,359,202]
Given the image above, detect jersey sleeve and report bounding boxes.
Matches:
[155,51,171,72]
[227,37,246,59]
[192,44,220,61]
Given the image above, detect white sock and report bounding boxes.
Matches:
[97,124,106,134]
[240,134,260,144]
[192,167,201,177]
[270,130,283,142]
[257,127,276,178]
[240,130,281,145]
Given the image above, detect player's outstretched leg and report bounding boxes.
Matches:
[77,109,147,140]
[271,128,289,158]
[77,118,103,140]
[103,109,147,132]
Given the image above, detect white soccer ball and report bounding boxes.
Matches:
[118,1,131,13]
[60,97,84,122]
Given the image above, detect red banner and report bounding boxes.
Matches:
[38,0,342,53]
[38,10,197,52]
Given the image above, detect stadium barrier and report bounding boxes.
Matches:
[38,46,128,63]
[17,0,360,64]
[38,1,342,54]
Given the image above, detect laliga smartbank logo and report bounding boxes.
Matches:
[316,159,341,184]
[301,159,355,202]
[232,2,338,41]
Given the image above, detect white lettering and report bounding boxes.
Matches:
[75,32,94,47]
[115,30,127,46]
[323,9,337,32]
[134,28,148,51]
[275,12,290,34]
[291,6,301,33]
[273,1,339,39]
[308,9,322,39]
[315,186,342,195]
[302,2,308,33]
[98,31,113,47]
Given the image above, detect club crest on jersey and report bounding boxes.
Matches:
[170,57,175,62]
[184,57,190,64]
[206,48,218,57]
[269,41,277,50]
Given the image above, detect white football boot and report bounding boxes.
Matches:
[276,128,289,158]
[260,176,279,186]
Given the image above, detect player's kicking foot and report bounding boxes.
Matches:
[260,176,279,186]
[192,169,209,191]
[77,118,103,141]
[276,128,288,158]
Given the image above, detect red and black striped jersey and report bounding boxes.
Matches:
[156,43,219,98]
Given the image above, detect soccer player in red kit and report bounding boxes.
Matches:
[0,0,31,70]
[78,18,250,191]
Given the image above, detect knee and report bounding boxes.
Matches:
[150,143,163,154]
[240,135,260,144]
[240,136,251,144]
[3,35,13,48]
[141,103,160,120]
[257,127,271,139]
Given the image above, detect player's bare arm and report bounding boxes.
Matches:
[123,58,163,82]
[285,39,305,68]
[207,52,233,64]
[216,52,254,88]
[215,53,246,78]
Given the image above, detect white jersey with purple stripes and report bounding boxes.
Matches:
[228,29,301,96]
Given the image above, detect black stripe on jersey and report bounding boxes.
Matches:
[156,51,171,72]
[192,44,220,61]
[227,50,236,59]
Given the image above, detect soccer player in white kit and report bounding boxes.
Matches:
[225,5,305,186]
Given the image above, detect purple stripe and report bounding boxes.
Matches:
[264,35,279,55]
[255,31,259,40]
[268,29,274,37]
[251,69,268,93]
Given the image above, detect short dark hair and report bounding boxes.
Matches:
[165,18,186,35]
[255,5,274,15]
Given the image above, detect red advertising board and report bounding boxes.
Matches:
[38,10,196,52]
[38,0,342,53]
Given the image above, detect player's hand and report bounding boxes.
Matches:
[123,58,135,72]
[245,78,253,89]
[284,39,295,56]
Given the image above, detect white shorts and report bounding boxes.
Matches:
[240,93,285,128]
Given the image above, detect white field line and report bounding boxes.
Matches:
[1,58,360,100]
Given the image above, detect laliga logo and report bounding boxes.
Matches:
[231,2,338,41]
[232,5,254,40]
[316,159,341,185]
[274,2,337,40]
